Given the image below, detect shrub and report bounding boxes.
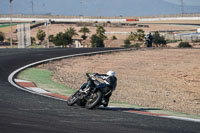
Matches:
[178,42,192,48]
[133,43,142,48]
[0,32,5,42]
[90,26,106,47]
[91,34,104,47]
[37,29,46,44]
[111,35,117,40]
[53,32,72,47]
[31,37,36,45]
[123,39,131,48]
[152,32,167,47]
[48,35,54,42]
[128,29,145,41]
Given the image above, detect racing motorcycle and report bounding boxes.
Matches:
[67,73,112,109]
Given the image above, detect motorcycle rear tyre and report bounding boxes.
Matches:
[85,91,102,109]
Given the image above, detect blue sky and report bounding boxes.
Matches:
[0,0,199,16]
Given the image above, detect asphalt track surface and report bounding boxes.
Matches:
[0,48,200,133]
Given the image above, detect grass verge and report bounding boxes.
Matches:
[17,68,76,96]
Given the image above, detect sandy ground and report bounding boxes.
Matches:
[37,48,200,115]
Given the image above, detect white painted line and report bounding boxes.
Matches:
[25,87,50,94]
[14,79,31,83]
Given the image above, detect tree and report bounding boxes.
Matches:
[37,29,46,44]
[152,32,167,47]
[96,25,107,40]
[0,32,5,42]
[90,26,107,47]
[79,26,90,40]
[91,34,104,47]
[65,27,78,38]
[53,32,72,47]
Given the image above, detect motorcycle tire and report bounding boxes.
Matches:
[85,91,103,109]
[76,99,86,107]
[67,91,79,106]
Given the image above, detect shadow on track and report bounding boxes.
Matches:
[98,106,161,112]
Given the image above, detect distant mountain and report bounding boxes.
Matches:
[0,0,199,16]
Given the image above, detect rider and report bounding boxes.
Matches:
[93,70,117,107]
[145,32,153,47]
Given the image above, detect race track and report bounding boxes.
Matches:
[0,48,200,133]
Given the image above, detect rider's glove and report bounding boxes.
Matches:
[95,73,100,76]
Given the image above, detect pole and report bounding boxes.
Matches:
[46,20,50,48]
[180,0,184,16]
[9,0,13,48]
[31,0,34,15]
[80,0,83,16]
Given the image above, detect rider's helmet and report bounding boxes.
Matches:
[107,70,116,77]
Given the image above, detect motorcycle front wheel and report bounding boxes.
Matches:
[67,91,79,106]
[85,91,103,109]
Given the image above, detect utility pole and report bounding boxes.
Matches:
[80,0,83,16]
[9,0,13,48]
[180,0,184,16]
[31,0,34,15]
[45,20,51,48]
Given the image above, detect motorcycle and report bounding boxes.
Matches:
[67,73,112,109]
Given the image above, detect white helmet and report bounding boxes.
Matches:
[107,70,116,77]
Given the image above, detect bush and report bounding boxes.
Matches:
[91,34,104,47]
[53,32,72,47]
[37,29,46,44]
[178,42,192,48]
[111,35,117,40]
[31,37,36,45]
[48,35,54,42]
[123,39,131,48]
[0,32,5,42]
[133,43,142,48]
[152,32,167,47]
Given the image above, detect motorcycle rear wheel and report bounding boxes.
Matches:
[85,91,102,109]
